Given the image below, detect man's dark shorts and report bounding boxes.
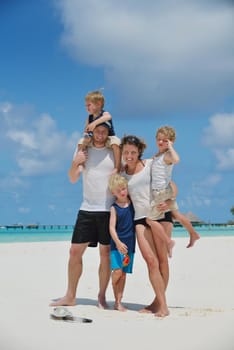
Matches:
[134,211,173,227]
[71,210,111,247]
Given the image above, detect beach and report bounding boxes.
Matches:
[0,237,233,350]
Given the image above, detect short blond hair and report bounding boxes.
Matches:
[156,126,176,142]
[85,90,105,109]
[108,174,128,192]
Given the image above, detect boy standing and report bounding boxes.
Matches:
[108,174,136,311]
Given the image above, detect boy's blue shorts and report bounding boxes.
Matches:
[110,250,134,273]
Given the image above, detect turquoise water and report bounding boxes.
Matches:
[0,224,234,243]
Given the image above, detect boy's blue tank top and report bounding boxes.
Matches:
[88,110,115,136]
[110,202,136,253]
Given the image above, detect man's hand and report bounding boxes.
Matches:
[73,150,87,165]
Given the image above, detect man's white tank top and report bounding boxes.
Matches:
[122,159,152,220]
[80,147,115,211]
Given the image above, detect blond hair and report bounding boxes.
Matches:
[85,90,105,109]
[108,174,128,192]
[156,126,176,142]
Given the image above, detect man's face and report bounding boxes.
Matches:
[92,125,109,147]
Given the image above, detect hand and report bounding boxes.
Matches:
[157,201,169,212]
[86,123,95,132]
[117,242,128,255]
[74,150,87,165]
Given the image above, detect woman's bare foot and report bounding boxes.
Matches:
[168,240,175,258]
[49,296,76,307]
[186,232,200,248]
[114,302,127,312]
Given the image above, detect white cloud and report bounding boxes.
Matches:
[200,173,222,187]
[55,0,234,115]
[0,101,80,176]
[202,114,234,147]
[202,113,234,170]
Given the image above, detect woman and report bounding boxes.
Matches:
[120,135,174,317]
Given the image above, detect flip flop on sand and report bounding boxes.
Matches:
[50,307,92,323]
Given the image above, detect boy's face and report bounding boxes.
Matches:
[112,185,128,201]
[85,100,102,115]
[156,132,172,151]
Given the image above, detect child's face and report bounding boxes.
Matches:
[156,132,172,151]
[112,185,128,201]
[85,100,102,115]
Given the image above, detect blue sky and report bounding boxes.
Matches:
[0,0,233,225]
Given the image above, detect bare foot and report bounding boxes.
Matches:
[49,296,76,307]
[186,232,200,248]
[97,294,109,309]
[154,307,169,318]
[168,240,175,258]
[139,301,158,314]
[110,167,118,176]
[114,302,127,312]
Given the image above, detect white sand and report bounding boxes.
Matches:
[0,237,233,350]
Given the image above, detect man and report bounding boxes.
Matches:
[50,123,115,308]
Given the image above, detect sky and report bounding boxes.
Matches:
[0,0,234,225]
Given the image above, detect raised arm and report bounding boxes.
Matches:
[164,140,180,165]
[86,111,112,132]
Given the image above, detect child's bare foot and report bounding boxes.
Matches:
[110,167,118,175]
[168,240,175,258]
[186,232,200,248]
[49,296,76,307]
[114,302,127,312]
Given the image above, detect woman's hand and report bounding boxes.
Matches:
[157,199,173,212]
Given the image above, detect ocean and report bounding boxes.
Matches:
[0,224,234,243]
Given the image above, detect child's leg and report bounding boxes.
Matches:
[107,136,121,173]
[111,269,127,311]
[172,210,200,248]
[146,218,175,258]
[111,144,121,173]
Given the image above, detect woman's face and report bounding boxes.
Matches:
[122,143,140,166]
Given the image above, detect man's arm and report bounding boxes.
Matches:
[68,150,87,183]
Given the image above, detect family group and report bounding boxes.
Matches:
[50,90,200,317]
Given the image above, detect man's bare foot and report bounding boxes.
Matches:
[154,306,169,318]
[114,302,127,312]
[49,296,76,307]
[97,294,109,309]
[139,301,158,313]
[168,240,175,258]
[186,232,200,248]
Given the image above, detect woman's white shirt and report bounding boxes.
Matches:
[122,159,152,220]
